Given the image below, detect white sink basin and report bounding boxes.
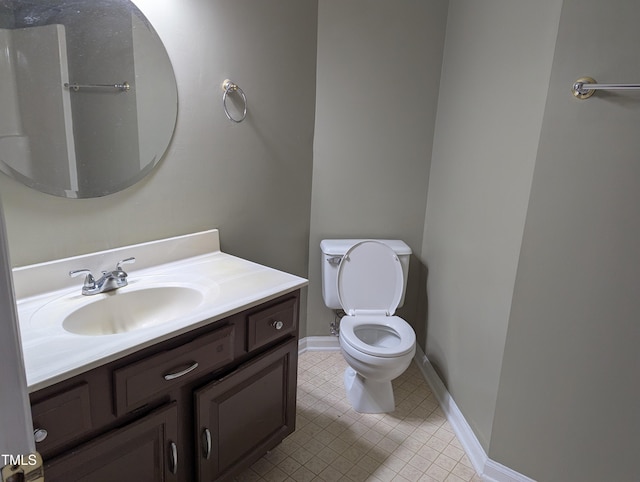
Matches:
[63,286,204,336]
[30,282,211,336]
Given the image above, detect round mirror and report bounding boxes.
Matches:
[0,0,178,198]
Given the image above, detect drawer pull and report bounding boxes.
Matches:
[271,320,284,330]
[169,441,178,474]
[163,362,199,381]
[33,428,48,443]
[202,428,212,459]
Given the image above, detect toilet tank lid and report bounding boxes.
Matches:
[320,239,412,256]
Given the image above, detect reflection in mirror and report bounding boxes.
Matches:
[0,0,178,198]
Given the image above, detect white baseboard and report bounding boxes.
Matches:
[482,459,536,482]
[298,335,340,353]
[413,345,488,475]
[414,344,536,482]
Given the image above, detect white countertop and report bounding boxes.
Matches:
[13,230,307,392]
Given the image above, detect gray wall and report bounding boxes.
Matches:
[421,0,562,451]
[424,1,640,480]
[0,0,316,304]
[489,1,640,480]
[307,0,447,340]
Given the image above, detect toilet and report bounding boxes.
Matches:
[320,239,416,413]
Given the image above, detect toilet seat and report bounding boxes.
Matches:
[340,315,415,358]
[337,240,404,316]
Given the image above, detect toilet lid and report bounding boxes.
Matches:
[337,240,404,316]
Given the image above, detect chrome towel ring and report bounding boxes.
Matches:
[222,79,247,123]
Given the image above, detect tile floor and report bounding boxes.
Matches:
[236,350,482,482]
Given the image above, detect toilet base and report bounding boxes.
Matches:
[344,367,395,413]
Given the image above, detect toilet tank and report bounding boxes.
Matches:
[320,239,412,310]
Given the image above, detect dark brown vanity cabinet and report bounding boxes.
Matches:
[29,291,300,482]
[196,338,297,480]
[43,403,179,481]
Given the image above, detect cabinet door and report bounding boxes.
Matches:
[31,383,92,458]
[195,338,297,481]
[44,403,179,482]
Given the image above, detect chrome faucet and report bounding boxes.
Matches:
[69,257,136,296]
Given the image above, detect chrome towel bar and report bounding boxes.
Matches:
[572,76,640,99]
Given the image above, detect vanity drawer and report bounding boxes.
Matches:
[113,324,234,416]
[31,383,92,456]
[247,296,297,352]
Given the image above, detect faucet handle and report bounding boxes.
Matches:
[69,269,95,287]
[116,257,136,270]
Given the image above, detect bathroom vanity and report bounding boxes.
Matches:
[13,230,307,481]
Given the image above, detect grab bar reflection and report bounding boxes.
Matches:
[64,82,130,92]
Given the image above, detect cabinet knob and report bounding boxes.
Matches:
[33,428,48,443]
[271,320,284,330]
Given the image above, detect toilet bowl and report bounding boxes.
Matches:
[322,239,416,413]
[339,314,416,413]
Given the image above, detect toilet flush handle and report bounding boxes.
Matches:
[327,256,343,266]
